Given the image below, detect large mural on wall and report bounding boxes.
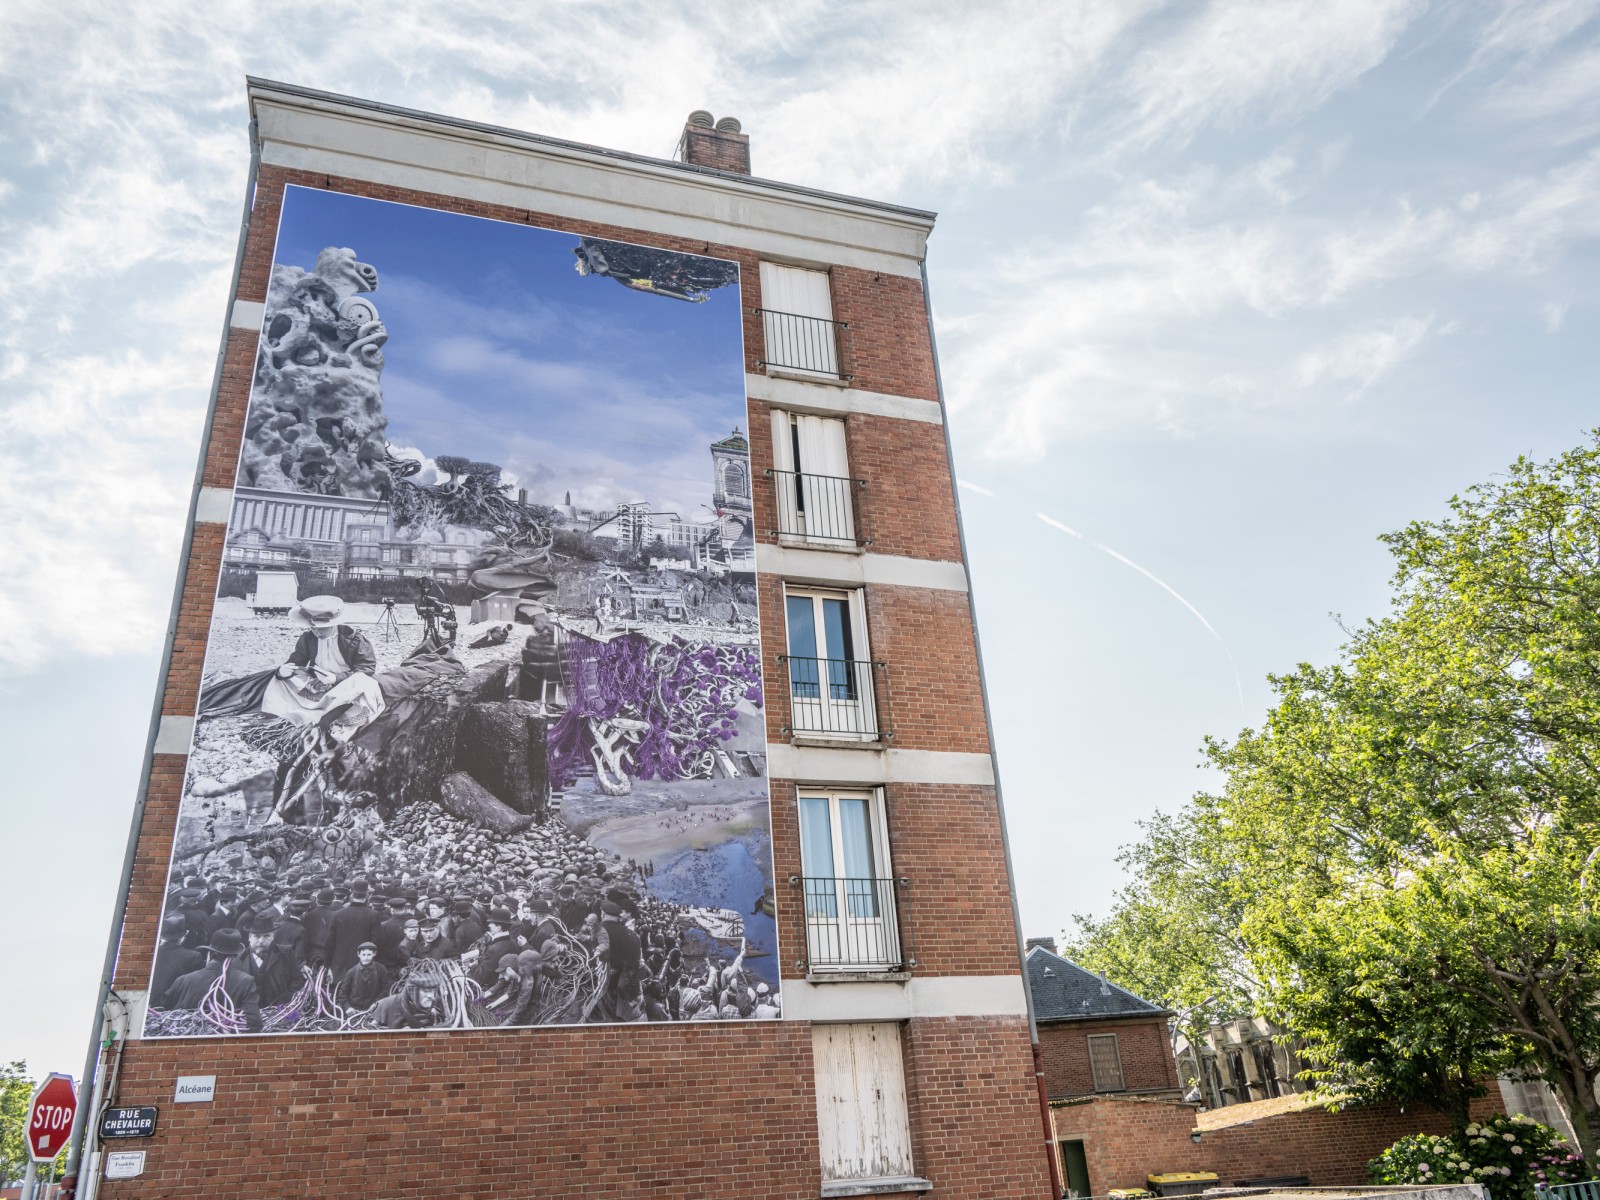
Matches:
[143,186,778,1036]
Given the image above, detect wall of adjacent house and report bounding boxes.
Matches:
[1038,1015,1182,1100]
[1051,1092,1506,1195]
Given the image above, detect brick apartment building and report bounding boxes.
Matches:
[68,82,1056,1200]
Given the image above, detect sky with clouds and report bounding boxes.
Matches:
[2,0,1598,1076]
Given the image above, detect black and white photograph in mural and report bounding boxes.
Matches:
[143,187,779,1036]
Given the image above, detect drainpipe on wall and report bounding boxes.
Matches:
[919,259,1064,1200]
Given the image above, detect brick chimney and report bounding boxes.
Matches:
[678,110,751,175]
[1025,936,1057,954]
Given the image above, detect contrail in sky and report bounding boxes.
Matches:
[958,477,1246,718]
[1034,510,1247,718]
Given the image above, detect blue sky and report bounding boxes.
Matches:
[272,186,747,519]
[2,0,1598,1076]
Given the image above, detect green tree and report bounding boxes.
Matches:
[1064,809,1258,1057]
[1076,434,1600,1156]
[1,1061,35,1186]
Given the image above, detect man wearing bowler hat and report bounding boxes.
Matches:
[328,878,383,975]
[244,912,301,1007]
[164,929,264,1033]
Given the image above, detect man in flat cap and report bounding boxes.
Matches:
[335,942,390,1011]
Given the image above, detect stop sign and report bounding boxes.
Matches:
[26,1073,77,1162]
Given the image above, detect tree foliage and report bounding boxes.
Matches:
[1072,435,1600,1157]
[1,1061,35,1185]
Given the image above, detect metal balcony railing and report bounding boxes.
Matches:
[795,876,906,970]
[767,469,866,546]
[780,655,883,739]
[755,307,852,381]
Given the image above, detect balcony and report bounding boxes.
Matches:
[767,469,867,548]
[755,307,853,382]
[796,875,907,972]
[781,655,884,740]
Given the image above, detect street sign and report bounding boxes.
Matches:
[173,1075,215,1103]
[101,1106,159,1139]
[25,1073,77,1162]
[105,1150,147,1180]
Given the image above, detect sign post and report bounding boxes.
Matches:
[23,1074,77,1200]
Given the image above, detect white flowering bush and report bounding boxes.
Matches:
[1369,1114,1586,1200]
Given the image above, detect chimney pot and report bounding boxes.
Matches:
[679,110,751,175]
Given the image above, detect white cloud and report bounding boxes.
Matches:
[1292,314,1433,393]
[1106,0,1425,152]
[942,144,1600,455]
[1542,301,1570,332]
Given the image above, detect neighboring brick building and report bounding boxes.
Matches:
[69,81,1054,1200]
[1026,940,1183,1102]
[1050,1089,1506,1197]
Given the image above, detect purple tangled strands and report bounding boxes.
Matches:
[550,635,762,785]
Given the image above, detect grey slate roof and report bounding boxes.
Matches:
[1026,946,1170,1023]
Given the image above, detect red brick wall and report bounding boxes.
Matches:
[903,1017,1055,1199]
[1051,1093,1507,1194]
[1039,1016,1180,1100]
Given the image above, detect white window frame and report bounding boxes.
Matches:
[797,787,899,971]
[783,585,876,741]
[769,409,857,547]
[759,261,840,379]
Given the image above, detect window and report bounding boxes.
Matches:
[769,410,857,545]
[798,789,899,970]
[812,1023,918,1190]
[1087,1034,1125,1093]
[784,587,877,739]
[759,262,842,379]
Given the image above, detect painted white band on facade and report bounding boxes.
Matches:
[767,744,995,786]
[196,486,235,524]
[782,974,1029,1022]
[253,101,931,279]
[155,715,195,756]
[230,299,265,331]
[745,374,943,426]
[755,544,968,592]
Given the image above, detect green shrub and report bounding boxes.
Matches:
[1370,1113,1586,1200]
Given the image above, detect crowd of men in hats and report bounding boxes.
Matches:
[150,857,779,1031]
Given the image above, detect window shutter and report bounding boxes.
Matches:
[812,1023,914,1182]
[1088,1033,1125,1092]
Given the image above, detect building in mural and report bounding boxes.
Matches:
[77,82,1053,1199]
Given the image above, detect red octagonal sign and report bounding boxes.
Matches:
[26,1073,76,1162]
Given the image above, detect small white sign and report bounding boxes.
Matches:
[105,1150,146,1179]
[173,1075,216,1103]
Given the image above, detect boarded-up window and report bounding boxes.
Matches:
[1088,1033,1125,1092]
[812,1022,914,1182]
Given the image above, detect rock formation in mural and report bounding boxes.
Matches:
[241,247,393,499]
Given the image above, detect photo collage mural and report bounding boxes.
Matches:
[143,186,778,1036]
